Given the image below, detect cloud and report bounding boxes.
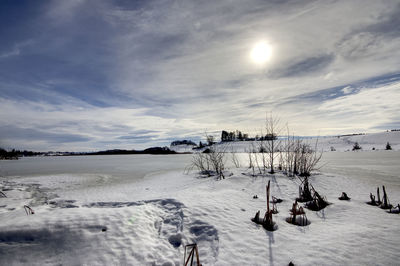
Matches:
[0,46,20,58]
[267,54,334,78]
[116,135,159,144]
[0,40,33,59]
[274,78,400,135]
[0,97,212,151]
[1,0,400,150]
[0,125,91,144]
[117,131,160,141]
[317,82,400,119]
[341,86,354,95]
[364,3,400,37]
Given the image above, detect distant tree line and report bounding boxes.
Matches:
[257,133,277,141]
[0,148,42,160]
[0,146,183,159]
[192,135,216,150]
[86,147,178,155]
[171,140,197,146]
[221,130,249,142]
[221,130,277,142]
[173,129,279,149]
[337,133,365,138]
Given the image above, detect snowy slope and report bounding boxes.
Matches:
[210,131,400,153]
[315,131,400,151]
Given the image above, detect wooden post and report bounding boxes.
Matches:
[292,200,297,224]
[262,180,275,229]
[184,244,201,266]
[195,245,200,266]
[382,185,389,208]
[377,187,380,203]
[266,181,270,214]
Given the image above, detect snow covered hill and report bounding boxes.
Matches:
[315,131,400,151]
[204,131,400,153]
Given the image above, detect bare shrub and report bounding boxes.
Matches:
[243,117,323,177]
[282,126,298,176]
[251,143,262,174]
[245,147,256,176]
[258,137,268,173]
[187,152,209,174]
[296,139,323,177]
[207,145,227,179]
[278,131,322,177]
[264,113,283,174]
[246,147,253,167]
[230,147,241,168]
[186,144,228,179]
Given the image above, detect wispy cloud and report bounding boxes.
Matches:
[0,0,399,150]
[267,54,335,78]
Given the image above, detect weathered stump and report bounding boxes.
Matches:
[388,204,400,214]
[296,177,313,202]
[305,185,330,211]
[338,192,350,200]
[251,181,278,231]
[286,200,310,226]
[272,196,283,203]
[367,193,377,205]
[251,210,260,223]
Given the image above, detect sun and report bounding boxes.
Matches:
[251,42,272,64]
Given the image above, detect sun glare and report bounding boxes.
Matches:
[251,42,272,64]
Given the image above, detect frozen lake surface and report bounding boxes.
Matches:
[320,151,400,193]
[0,154,192,181]
[2,151,399,189]
[2,150,399,176]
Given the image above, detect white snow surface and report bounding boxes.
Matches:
[204,131,400,153]
[1,152,400,265]
[314,131,400,152]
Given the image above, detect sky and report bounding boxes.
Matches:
[1,0,400,151]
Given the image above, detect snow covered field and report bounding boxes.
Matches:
[1,151,400,265]
[180,131,400,154]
